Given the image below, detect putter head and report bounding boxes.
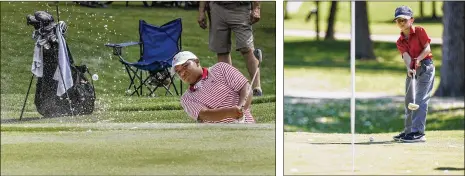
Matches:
[253,48,263,63]
[408,103,419,110]
[236,116,246,123]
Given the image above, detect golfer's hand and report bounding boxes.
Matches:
[230,106,244,119]
[407,69,416,78]
[415,58,421,68]
[250,7,260,24]
[198,12,207,29]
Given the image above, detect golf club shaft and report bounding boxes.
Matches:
[236,68,259,123]
[241,67,260,108]
[412,74,416,104]
[56,2,60,21]
[412,64,419,104]
[237,54,261,123]
[406,72,413,94]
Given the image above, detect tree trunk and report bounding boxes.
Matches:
[284,1,290,20]
[355,1,376,60]
[325,1,338,40]
[419,1,424,18]
[315,1,320,41]
[432,1,438,19]
[434,2,465,97]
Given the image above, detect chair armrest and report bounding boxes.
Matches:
[104,42,141,55]
[105,41,140,48]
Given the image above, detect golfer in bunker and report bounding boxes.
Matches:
[173,51,260,123]
[392,6,435,142]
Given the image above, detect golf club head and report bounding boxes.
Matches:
[236,115,246,123]
[253,48,263,64]
[408,103,419,110]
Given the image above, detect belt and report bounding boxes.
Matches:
[215,2,250,5]
[411,58,433,69]
[214,2,250,8]
[421,58,433,65]
[416,59,433,77]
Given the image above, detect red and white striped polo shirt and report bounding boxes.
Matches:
[180,62,255,123]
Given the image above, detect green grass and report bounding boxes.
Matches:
[284,97,464,133]
[285,131,464,175]
[284,36,442,95]
[283,36,463,133]
[0,126,93,132]
[1,1,276,96]
[1,94,276,123]
[1,3,276,174]
[285,2,443,38]
[2,126,275,175]
[0,2,276,123]
[285,67,442,95]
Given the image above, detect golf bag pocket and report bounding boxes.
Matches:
[36,64,96,117]
[68,64,96,115]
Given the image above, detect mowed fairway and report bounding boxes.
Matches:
[1,123,275,175]
[1,1,276,175]
[284,131,464,175]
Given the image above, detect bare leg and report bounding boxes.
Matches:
[240,48,261,91]
[217,53,232,65]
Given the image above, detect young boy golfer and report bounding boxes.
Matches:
[392,6,435,142]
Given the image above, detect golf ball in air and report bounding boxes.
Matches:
[369,137,374,142]
[92,74,99,81]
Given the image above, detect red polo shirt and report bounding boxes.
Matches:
[396,26,433,69]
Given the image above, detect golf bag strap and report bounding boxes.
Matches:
[66,43,74,65]
[86,67,96,98]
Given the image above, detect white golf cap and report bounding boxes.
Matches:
[171,51,198,74]
[172,51,198,67]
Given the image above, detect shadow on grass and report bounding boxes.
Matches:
[259,26,278,37]
[284,96,464,133]
[99,2,183,10]
[284,40,350,68]
[1,116,50,124]
[429,107,465,113]
[284,40,442,75]
[307,140,398,145]
[414,17,443,23]
[380,16,443,24]
[434,167,465,171]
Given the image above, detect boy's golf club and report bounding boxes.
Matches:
[236,48,262,123]
[407,66,420,111]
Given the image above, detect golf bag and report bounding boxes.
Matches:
[33,44,96,117]
[26,11,96,118]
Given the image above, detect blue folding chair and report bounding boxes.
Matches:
[105,18,183,96]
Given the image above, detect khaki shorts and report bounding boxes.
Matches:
[208,2,254,54]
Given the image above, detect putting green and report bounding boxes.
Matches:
[1,123,275,175]
[285,131,464,175]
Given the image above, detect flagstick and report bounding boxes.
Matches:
[350,1,356,173]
